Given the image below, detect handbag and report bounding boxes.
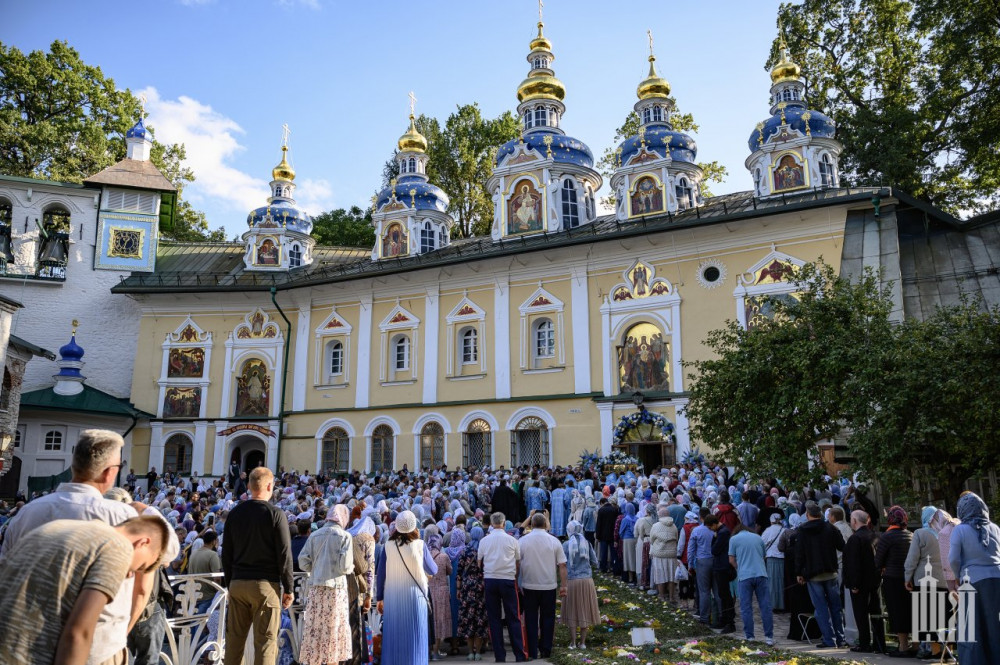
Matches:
[396,542,434,618]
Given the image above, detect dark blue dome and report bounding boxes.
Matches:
[495,130,594,168]
[747,104,836,152]
[126,118,151,140]
[376,175,449,214]
[247,199,313,234]
[618,124,697,166]
[59,334,84,362]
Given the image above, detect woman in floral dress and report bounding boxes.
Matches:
[427,534,453,659]
[298,504,354,664]
[457,526,488,660]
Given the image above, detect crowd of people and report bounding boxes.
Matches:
[0,430,999,665]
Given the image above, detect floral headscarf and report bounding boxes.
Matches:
[445,528,466,560]
[886,505,908,528]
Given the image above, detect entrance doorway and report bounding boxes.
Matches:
[229,435,267,472]
[0,456,22,497]
[245,449,265,471]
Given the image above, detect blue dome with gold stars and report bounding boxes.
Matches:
[375,174,449,214]
[747,103,836,152]
[247,200,313,234]
[496,130,594,168]
[126,118,152,141]
[618,125,697,167]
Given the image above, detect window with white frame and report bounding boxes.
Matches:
[533,318,555,365]
[420,422,445,469]
[438,228,447,248]
[408,157,416,173]
[511,416,549,467]
[524,110,533,130]
[371,424,394,472]
[652,106,663,122]
[819,153,835,186]
[420,221,435,253]
[288,243,302,268]
[393,334,410,372]
[460,327,478,364]
[533,107,548,128]
[561,179,579,228]
[14,428,21,449]
[322,427,350,475]
[462,419,491,468]
[44,430,63,451]
[675,178,694,209]
[326,340,344,379]
[642,108,651,124]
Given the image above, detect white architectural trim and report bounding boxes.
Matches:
[458,410,500,433]
[570,267,590,393]
[364,415,402,437]
[673,397,692,460]
[193,421,208,475]
[355,295,373,408]
[292,308,310,411]
[422,287,440,403]
[505,406,557,431]
[378,301,420,383]
[314,417,355,473]
[494,278,511,399]
[412,412,452,470]
[314,306,354,336]
[518,284,566,370]
[733,249,807,328]
[364,415,399,472]
[596,402,614,456]
[445,294,487,377]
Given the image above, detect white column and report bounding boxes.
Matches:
[600,301,613,396]
[192,421,208,476]
[211,421,228,475]
[355,294,373,408]
[219,341,234,418]
[422,286,439,404]
[670,301,684,392]
[597,402,614,456]
[266,420,279,469]
[292,307,310,411]
[673,398,691,459]
[149,422,165,478]
[494,277,510,399]
[571,266,591,394]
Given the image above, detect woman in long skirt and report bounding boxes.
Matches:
[427,534,453,659]
[346,516,377,665]
[560,521,602,649]
[949,492,1000,665]
[457,526,488,660]
[444,529,466,655]
[298,504,354,665]
[633,504,654,590]
[375,511,438,665]
[760,513,786,611]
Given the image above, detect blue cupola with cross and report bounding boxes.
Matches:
[53,320,86,396]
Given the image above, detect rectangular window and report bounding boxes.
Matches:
[420,227,435,253]
[394,337,409,371]
[329,342,343,376]
[535,324,555,358]
[44,430,63,451]
[462,330,478,364]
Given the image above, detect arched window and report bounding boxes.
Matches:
[782,88,792,102]
[652,106,663,123]
[420,422,445,469]
[438,227,447,248]
[326,340,344,378]
[393,335,410,372]
[791,88,800,100]
[37,205,70,279]
[533,318,555,365]
[0,197,12,273]
[164,433,193,475]
[642,108,651,124]
[561,178,579,228]
[408,157,416,173]
[322,426,350,475]
[511,416,549,467]
[371,424,394,472]
[462,418,492,469]
[819,153,835,187]
[533,107,548,128]
[44,430,63,451]
[675,178,694,210]
[288,243,302,268]
[585,188,595,220]
[524,110,533,130]
[420,221,435,253]
[0,370,11,411]
[461,327,478,364]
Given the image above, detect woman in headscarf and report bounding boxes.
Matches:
[760,512,786,611]
[375,510,437,665]
[550,478,568,538]
[569,490,585,525]
[559,520,601,650]
[676,511,699,607]
[444,528,466,655]
[298,503,354,665]
[426,533,453,660]
[875,505,914,656]
[581,496,598,546]
[618,502,638,584]
[345,515,377,665]
[457,526,488,660]
[903,506,946,658]
[649,506,679,603]
[779,513,819,641]
[633,503,655,590]
[949,492,1000,665]
[930,508,960,591]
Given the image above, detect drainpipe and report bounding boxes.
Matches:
[117,413,139,488]
[270,287,292,471]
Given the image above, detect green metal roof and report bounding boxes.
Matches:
[19,384,151,418]
[9,335,55,360]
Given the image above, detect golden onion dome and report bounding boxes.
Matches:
[517,70,566,103]
[530,22,552,52]
[272,146,295,181]
[637,55,671,100]
[397,114,427,153]
[770,43,801,83]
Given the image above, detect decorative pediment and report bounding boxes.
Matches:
[736,250,806,288]
[314,307,353,336]
[518,284,564,315]
[166,317,212,344]
[379,302,420,332]
[234,308,281,339]
[446,296,486,324]
[500,139,543,168]
[626,147,662,166]
[611,260,674,302]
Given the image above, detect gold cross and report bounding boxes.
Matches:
[647,29,654,57]
[408,91,417,116]
[139,93,147,120]
[281,123,291,147]
[538,0,543,23]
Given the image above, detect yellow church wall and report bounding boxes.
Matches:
[507,277,576,397]
[367,294,425,407]
[305,300,362,412]
[128,426,152,474]
[436,286,496,404]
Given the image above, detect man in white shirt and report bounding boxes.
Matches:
[478,511,527,662]
[0,429,178,665]
[518,513,568,660]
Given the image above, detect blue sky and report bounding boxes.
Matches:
[5,0,788,238]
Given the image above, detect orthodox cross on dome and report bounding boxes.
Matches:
[538,0,543,23]
[647,29,654,57]
[138,93,147,121]
[71,319,79,335]
[281,123,291,148]
[408,91,417,116]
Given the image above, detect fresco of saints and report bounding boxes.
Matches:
[773,155,805,191]
[235,359,270,416]
[257,239,279,265]
[618,325,670,392]
[508,182,542,234]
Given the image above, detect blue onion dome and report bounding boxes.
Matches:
[747,105,836,152]
[495,129,594,168]
[59,333,85,362]
[619,125,697,166]
[375,175,449,214]
[247,200,313,234]
[126,118,152,140]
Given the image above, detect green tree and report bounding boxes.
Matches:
[0,40,221,240]
[683,261,895,488]
[845,298,1000,511]
[311,206,375,248]
[776,0,1000,214]
[596,108,728,207]
[382,104,520,238]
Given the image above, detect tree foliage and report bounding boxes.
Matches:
[310,205,375,248]
[684,261,895,488]
[776,0,1000,214]
[0,40,223,240]
[596,108,729,206]
[382,104,520,238]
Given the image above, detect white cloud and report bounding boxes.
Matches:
[296,177,336,215]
